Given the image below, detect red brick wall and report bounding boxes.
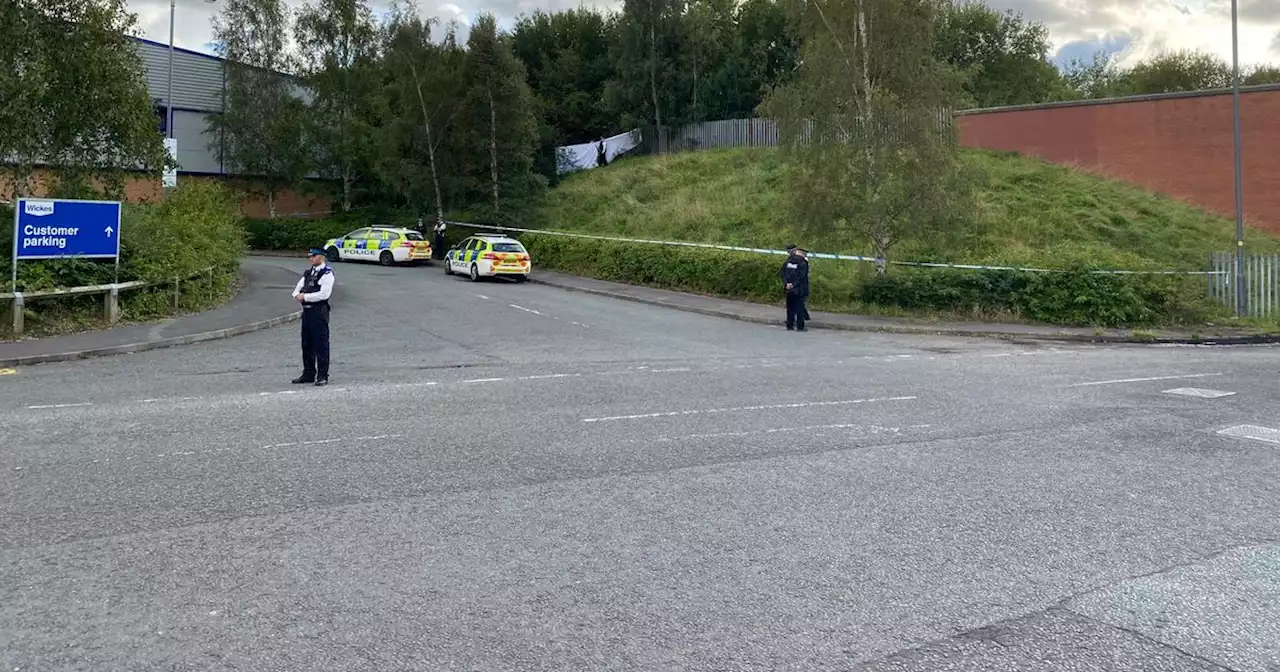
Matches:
[956,86,1280,233]
[1,170,332,220]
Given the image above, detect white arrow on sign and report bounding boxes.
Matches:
[105,226,113,237]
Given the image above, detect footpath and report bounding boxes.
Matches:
[0,257,302,367]
[530,270,1280,345]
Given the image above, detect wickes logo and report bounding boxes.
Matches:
[24,201,54,217]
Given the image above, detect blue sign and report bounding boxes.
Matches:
[12,198,122,260]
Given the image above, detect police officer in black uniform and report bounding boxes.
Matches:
[292,248,335,386]
[780,244,810,331]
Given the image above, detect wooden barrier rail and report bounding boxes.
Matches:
[2,266,220,337]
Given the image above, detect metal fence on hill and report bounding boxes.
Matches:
[1209,252,1280,318]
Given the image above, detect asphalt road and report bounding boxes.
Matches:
[3,256,1279,671]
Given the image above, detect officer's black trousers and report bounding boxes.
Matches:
[786,293,807,329]
[300,304,330,379]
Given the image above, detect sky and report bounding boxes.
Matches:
[128,0,1280,70]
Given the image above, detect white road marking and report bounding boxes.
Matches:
[519,373,580,380]
[26,402,92,409]
[1217,425,1280,445]
[1163,387,1236,398]
[462,377,504,383]
[260,434,401,450]
[650,367,692,372]
[509,304,544,315]
[581,396,917,423]
[649,423,932,442]
[1068,373,1223,387]
[477,294,490,300]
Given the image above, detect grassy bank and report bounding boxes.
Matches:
[538,147,1280,270]
[507,147,1272,327]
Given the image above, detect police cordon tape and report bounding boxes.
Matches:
[442,220,1225,276]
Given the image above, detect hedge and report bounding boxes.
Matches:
[1,181,245,335]
[513,231,1218,328]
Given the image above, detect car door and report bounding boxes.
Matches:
[342,229,370,260]
[454,238,475,270]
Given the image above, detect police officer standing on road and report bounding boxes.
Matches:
[292,248,335,386]
[780,244,810,331]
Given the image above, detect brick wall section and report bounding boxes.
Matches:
[1,170,332,220]
[955,86,1280,234]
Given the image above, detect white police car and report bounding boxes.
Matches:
[323,227,433,266]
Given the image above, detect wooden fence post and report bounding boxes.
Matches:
[174,276,180,310]
[104,286,120,325]
[11,293,23,337]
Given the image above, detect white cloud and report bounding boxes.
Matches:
[128,0,1279,66]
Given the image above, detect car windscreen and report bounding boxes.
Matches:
[403,231,425,241]
[493,242,525,252]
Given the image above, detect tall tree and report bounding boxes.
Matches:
[1116,49,1232,94]
[934,0,1063,108]
[737,0,800,115]
[458,13,540,214]
[379,1,465,223]
[208,0,310,218]
[0,0,166,199]
[606,0,682,148]
[294,0,381,212]
[1059,50,1124,100]
[762,0,970,267]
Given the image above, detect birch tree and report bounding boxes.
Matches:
[459,13,539,214]
[379,1,464,223]
[0,0,165,199]
[761,0,971,269]
[208,0,310,218]
[294,0,380,212]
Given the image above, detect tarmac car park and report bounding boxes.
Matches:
[323,227,433,266]
[444,234,532,282]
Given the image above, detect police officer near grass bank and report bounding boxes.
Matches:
[780,244,810,331]
[292,248,335,386]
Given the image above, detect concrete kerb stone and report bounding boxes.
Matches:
[0,310,301,368]
[527,275,1280,346]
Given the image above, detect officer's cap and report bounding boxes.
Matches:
[308,248,326,257]
[785,243,797,251]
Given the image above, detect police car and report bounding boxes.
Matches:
[322,227,433,266]
[444,234,531,281]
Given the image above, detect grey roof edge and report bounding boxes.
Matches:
[131,35,302,82]
[955,82,1280,116]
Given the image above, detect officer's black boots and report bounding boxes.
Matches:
[314,378,328,387]
[291,374,314,384]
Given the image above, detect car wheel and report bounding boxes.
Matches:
[444,260,454,275]
[379,251,394,266]
[469,264,480,282]
[325,247,340,263]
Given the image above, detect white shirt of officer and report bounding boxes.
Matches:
[292,262,334,304]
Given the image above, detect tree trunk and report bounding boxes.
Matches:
[488,86,499,213]
[342,168,353,213]
[649,13,662,154]
[409,64,446,225]
[268,189,278,219]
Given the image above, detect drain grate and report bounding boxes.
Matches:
[1217,424,1280,445]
